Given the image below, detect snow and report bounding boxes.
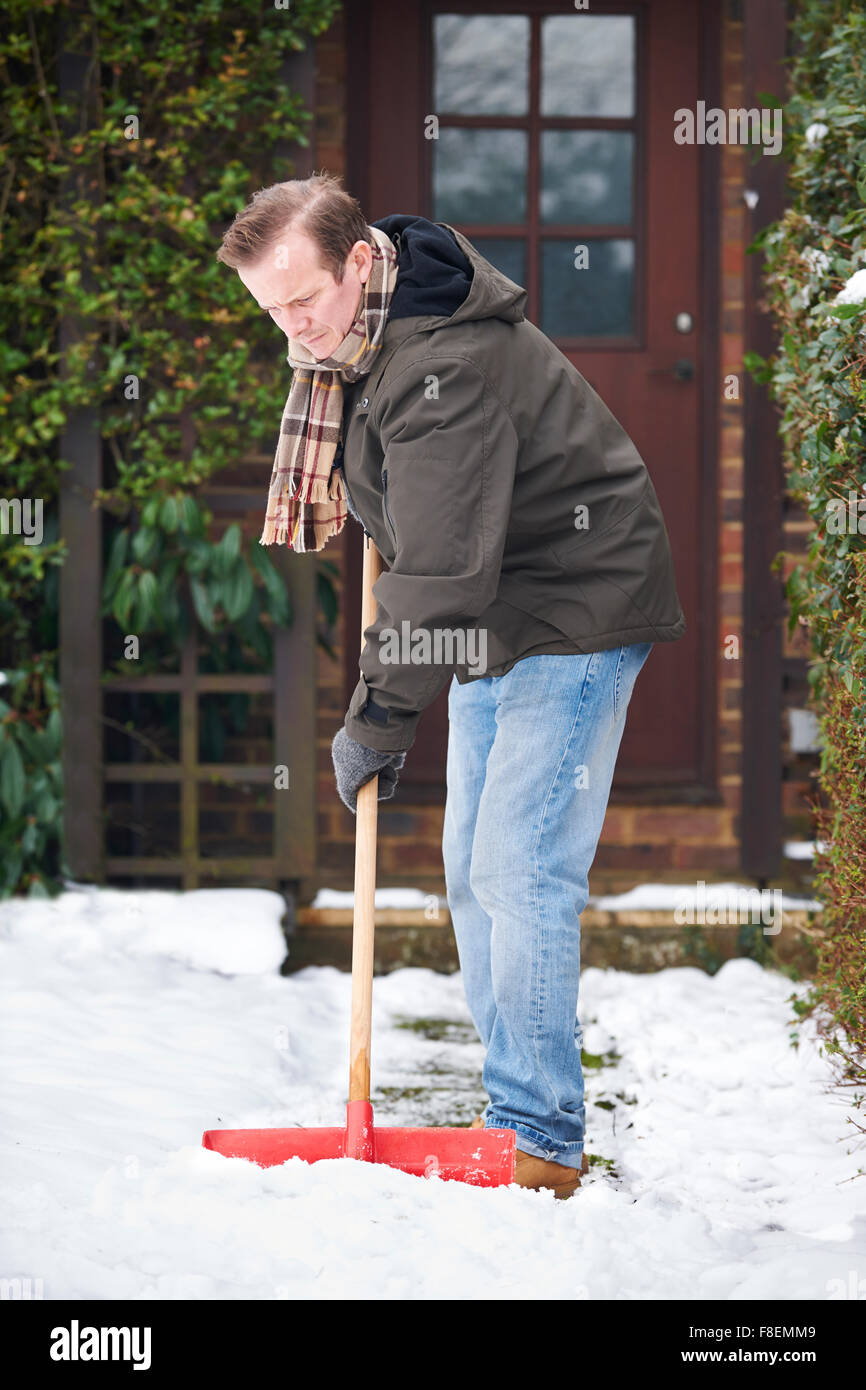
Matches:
[313,881,822,915]
[312,886,444,911]
[2,883,863,1301]
[0,882,287,975]
[834,268,866,306]
[586,881,821,913]
[805,122,829,145]
[803,246,830,276]
[784,840,829,861]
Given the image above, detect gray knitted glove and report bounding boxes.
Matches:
[331,727,407,815]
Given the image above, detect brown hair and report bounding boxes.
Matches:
[215,171,372,284]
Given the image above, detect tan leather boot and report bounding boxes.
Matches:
[470,1115,589,1190]
[514,1150,584,1198]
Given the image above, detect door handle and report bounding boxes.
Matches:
[649,358,695,381]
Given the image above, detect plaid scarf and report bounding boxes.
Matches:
[259,223,399,551]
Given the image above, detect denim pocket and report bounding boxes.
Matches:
[613,641,653,721]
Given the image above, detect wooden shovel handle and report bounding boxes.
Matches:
[348,536,384,1104]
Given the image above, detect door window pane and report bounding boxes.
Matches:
[469,238,526,288]
[541,15,636,117]
[434,13,530,115]
[541,239,634,337]
[541,131,633,225]
[433,128,527,223]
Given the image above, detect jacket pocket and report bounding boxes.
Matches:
[379,450,474,577]
[381,468,397,545]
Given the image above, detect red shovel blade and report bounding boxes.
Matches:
[202,1103,516,1187]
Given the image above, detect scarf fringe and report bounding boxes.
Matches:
[260,516,283,546]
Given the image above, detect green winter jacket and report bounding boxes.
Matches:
[340,220,686,754]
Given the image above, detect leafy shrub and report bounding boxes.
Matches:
[747,0,866,1104]
[0,0,341,894]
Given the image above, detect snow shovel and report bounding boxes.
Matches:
[202,535,516,1187]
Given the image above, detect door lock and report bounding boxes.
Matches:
[649,358,695,382]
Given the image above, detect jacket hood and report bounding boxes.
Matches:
[371,213,527,330]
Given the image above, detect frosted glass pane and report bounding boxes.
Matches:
[541,131,633,225]
[433,128,527,223]
[541,15,635,117]
[541,238,634,337]
[434,14,530,115]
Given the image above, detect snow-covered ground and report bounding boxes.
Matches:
[1,883,863,1301]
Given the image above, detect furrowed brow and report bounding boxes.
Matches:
[259,286,317,310]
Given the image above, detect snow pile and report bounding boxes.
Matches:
[784,840,829,861]
[588,881,822,913]
[0,883,287,975]
[312,886,445,911]
[1,885,863,1300]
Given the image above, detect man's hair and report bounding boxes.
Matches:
[215,171,372,284]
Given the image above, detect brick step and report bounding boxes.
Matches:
[287,903,823,976]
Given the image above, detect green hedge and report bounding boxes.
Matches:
[749,0,866,1095]
[0,0,341,896]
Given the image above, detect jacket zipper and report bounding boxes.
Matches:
[335,435,372,540]
[381,468,397,544]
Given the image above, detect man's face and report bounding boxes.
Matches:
[237,225,373,360]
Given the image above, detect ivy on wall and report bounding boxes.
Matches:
[0,0,341,895]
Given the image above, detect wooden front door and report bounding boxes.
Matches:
[344,0,718,802]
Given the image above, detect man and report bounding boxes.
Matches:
[217,173,686,1198]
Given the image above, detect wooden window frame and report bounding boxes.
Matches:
[420,0,646,350]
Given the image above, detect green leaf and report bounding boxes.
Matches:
[160,495,180,532]
[3,849,23,895]
[112,570,137,629]
[249,543,290,626]
[179,494,202,535]
[131,525,160,565]
[213,524,242,577]
[34,789,58,824]
[103,528,129,595]
[0,739,26,818]
[141,496,161,529]
[184,540,211,576]
[190,578,218,632]
[221,564,255,622]
[13,721,41,761]
[45,708,62,755]
[137,570,159,625]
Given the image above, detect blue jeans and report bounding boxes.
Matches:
[442,643,653,1169]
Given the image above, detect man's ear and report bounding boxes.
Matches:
[352,238,375,284]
